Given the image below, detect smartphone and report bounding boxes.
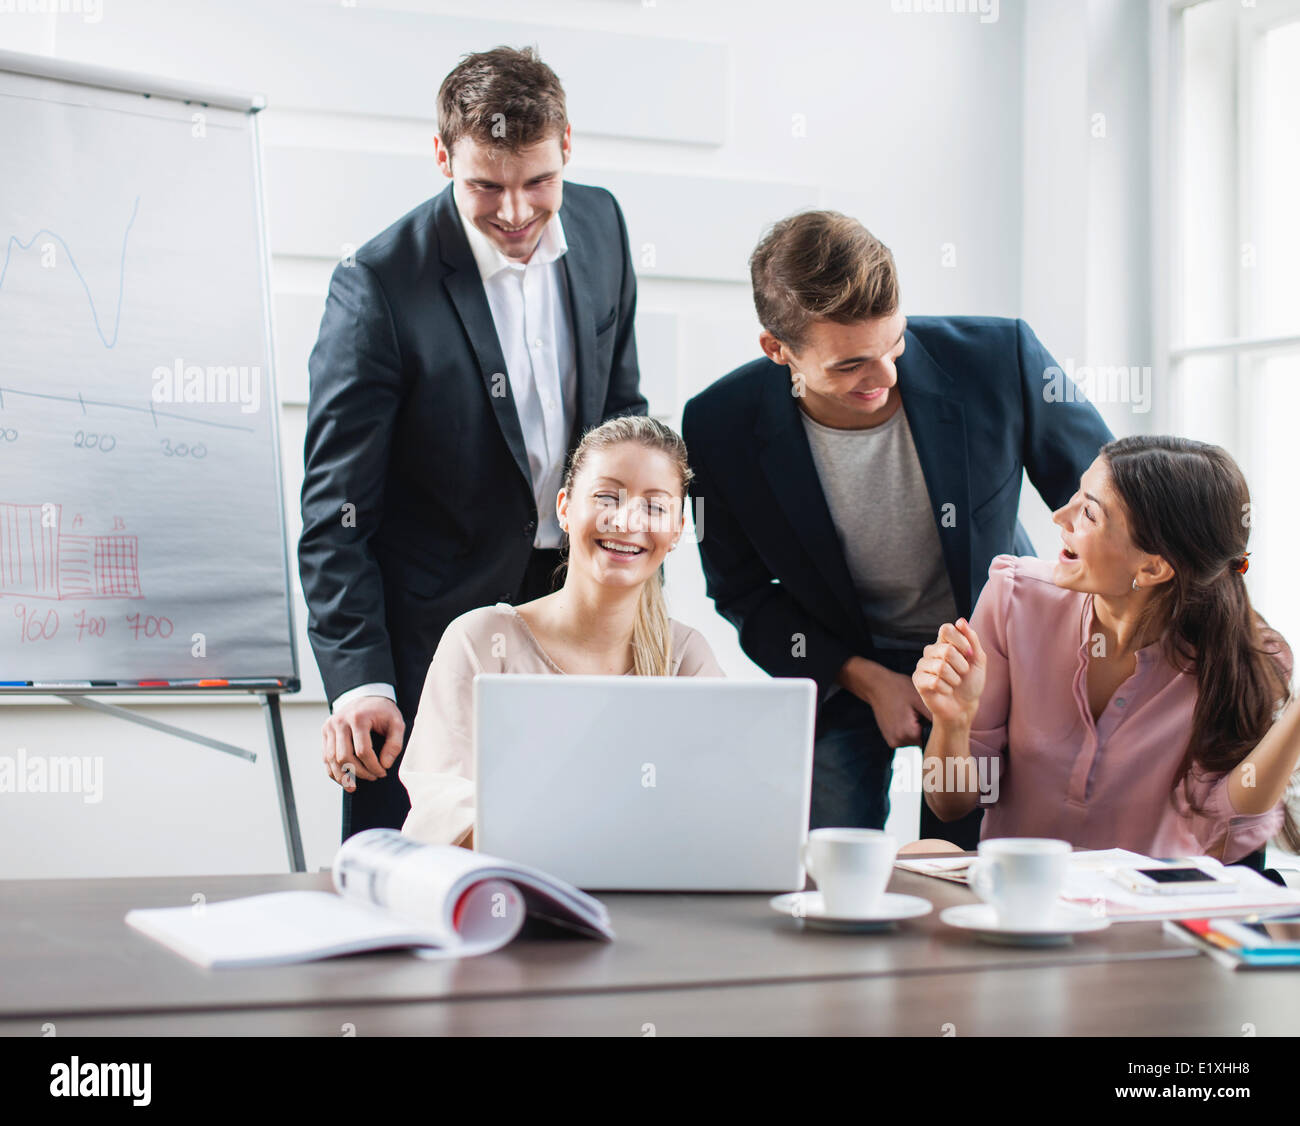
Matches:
[1117,863,1228,895]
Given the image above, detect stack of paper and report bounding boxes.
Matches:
[895,847,1300,923]
[1060,851,1300,922]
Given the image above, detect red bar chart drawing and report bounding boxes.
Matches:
[0,503,141,599]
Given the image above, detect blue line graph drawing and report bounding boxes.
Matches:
[0,195,140,349]
[0,384,256,433]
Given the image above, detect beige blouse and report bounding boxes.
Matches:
[399,603,726,847]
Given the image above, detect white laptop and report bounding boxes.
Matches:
[473,675,817,892]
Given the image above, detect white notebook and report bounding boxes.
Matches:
[125,830,614,968]
[1059,850,1300,922]
[897,847,1300,922]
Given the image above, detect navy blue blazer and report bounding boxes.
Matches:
[299,180,647,719]
[680,316,1114,699]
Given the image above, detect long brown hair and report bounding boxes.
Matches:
[557,416,692,677]
[1102,435,1298,852]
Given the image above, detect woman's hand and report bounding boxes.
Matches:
[913,619,986,729]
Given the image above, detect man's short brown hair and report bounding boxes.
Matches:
[750,211,900,351]
[437,46,568,157]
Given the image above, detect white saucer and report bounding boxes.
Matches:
[940,903,1111,945]
[770,891,933,932]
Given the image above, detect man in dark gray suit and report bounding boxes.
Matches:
[299,47,647,839]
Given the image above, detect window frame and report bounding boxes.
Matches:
[1158,0,1300,439]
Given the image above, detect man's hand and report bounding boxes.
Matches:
[913,619,986,729]
[838,656,932,748]
[322,695,405,792]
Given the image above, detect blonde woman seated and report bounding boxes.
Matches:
[907,435,1300,864]
[399,416,724,848]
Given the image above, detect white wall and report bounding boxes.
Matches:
[1,0,1146,877]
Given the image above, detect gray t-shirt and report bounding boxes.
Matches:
[799,403,958,645]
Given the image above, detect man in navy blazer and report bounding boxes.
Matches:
[682,211,1113,847]
[299,48,646,839]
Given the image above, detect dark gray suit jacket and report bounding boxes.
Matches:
[298,179,647,724]
[682,317,1114,701]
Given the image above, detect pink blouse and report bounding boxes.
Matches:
[966,554,1288,864]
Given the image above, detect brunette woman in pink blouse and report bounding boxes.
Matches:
[399,416,724,848]
[910,435,1300,864]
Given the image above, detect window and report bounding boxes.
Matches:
[1166,0,1300,661]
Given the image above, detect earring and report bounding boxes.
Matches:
[1131,578,1139,591]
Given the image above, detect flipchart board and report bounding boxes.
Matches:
[0,50,298,693]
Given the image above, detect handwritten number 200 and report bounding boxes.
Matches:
[73,431,116,452]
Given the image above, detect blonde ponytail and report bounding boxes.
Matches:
[631,564,673,676]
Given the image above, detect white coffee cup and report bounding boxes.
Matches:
[967,837,1070,928]
[801,828,898,917]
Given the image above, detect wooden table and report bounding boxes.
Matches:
[3,858,1264,1036]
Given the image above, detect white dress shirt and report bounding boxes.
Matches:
[460,198,577,548]
[331,192,578,714]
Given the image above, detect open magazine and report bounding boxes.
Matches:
[125,829,615,968]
